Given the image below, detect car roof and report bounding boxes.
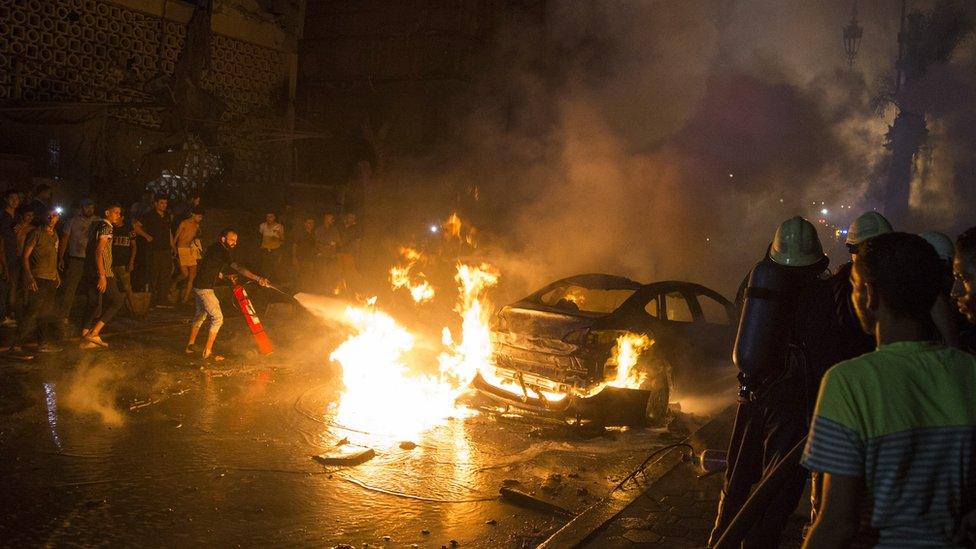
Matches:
[548,273,644,291]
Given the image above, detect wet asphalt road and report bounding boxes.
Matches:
[0,304,722,548]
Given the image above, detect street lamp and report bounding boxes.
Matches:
[844,2,864,69]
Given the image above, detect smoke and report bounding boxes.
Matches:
[292,293,355,327]
[358,0,976,303]
[62,356,125,427]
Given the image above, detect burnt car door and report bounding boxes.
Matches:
[687,286,737,361]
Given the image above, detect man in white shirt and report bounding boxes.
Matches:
[258,211,284,279]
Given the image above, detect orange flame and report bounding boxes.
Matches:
[329,300,466,439]
[389,247,435,304]
[442,212,477,247]
[607,333,653,389]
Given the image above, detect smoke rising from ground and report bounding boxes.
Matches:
[363,0,975,300]
[62,356,125,427]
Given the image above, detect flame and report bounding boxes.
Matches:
[325,259,572,441]
[437,264,499,387]
[437,264,567,403]
[443,213,463,239]
[563,287,587,306]
[607,333,653,389]
[442,212,477,247]
[329,300,467,439]
[389,247,435,304]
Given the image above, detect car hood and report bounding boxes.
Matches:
[493,303,604,353]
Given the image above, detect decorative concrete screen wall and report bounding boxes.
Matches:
[0,0,290,193]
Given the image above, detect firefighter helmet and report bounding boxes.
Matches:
[846,211,893,246]
[769,216,826,267]
[921,231,954,263]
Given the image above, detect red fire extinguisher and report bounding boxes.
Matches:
[232,284,274,355]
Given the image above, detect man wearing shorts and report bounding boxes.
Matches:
[173,208,203,304]
[111,212,138,315]
[185,229,268,361]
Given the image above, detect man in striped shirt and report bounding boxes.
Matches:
[802,232,976,547]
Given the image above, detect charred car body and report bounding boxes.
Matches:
[474,274,736,425]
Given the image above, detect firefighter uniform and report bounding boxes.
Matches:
[709,217,835,548]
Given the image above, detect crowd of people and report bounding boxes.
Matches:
[0,183,364,359]
[710,212,976,547]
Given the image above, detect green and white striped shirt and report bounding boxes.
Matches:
[802,341,976,547]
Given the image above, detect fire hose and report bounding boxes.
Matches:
[710,435,807,548]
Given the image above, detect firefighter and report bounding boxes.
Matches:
[828,212,892,363]
[184,229,270,361]
[709,216,832,548]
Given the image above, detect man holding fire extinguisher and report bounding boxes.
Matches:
[185,228,270,361]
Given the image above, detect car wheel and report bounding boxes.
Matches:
[641,357,672,425]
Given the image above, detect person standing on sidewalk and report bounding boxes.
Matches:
[12,208,63,354]
[133,195,173,308]
[79,204,123,349]
[57,198,95,325]
[0,190,21,327]
[185,229,269,361]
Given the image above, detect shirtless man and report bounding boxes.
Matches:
[172,208,203,304]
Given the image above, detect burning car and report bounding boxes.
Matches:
[474,274,736,425]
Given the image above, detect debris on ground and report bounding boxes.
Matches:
[486,519,497,525]
[541,473,562,494]
[499,486,571,516]
[501,478,520,487]
[312,447,376,466]
[398,441,417,450]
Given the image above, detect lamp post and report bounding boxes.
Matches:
[843,2,864,69]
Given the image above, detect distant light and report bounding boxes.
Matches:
[706,237,711,242]
[54,206,63,214]
[841,229,848,234]
[429,225,439,234]
[779,198,784,203]
[820,208,829,215]
[728,173,734,179]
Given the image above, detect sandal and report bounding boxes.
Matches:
[185,344,198,354]
[202,352,225,362]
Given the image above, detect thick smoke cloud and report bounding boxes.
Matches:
[367,0,974,299]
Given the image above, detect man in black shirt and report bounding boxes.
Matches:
[291,215,316,291]
[133,195,173,308]
[185,229,269,361]
[80,204,123,349]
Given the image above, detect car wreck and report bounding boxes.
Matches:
[474,274,736,425]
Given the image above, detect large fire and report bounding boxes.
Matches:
[389,247,435,304]
[328,262,509,439]
[607,333,653,389]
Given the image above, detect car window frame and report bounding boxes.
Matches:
[692,291,734,326]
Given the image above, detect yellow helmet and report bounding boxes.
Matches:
[769,216,826,267]
[846,211,893,246]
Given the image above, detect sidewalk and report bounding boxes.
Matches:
[542,406,808,548]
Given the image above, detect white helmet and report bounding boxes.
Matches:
[846,211,893,246]
[921,231,954,263]
[770,216,826,267]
